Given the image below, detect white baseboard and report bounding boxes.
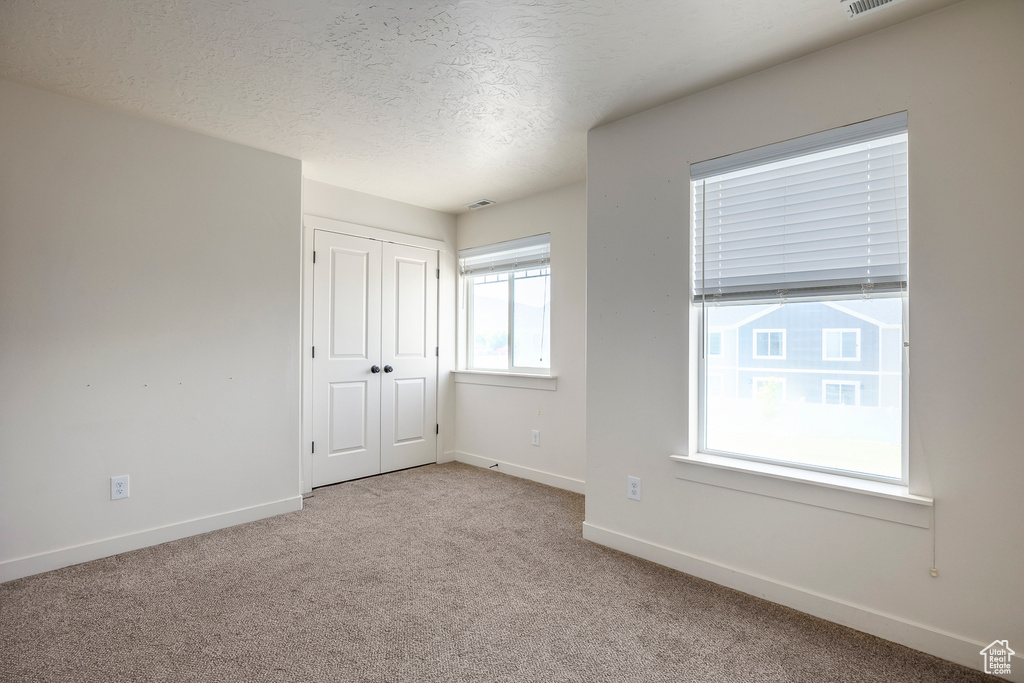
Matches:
[582,521,1020,682]
[454,450,585,494]
[1,496,303,583]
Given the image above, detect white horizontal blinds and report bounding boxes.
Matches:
[459,233,550,276]
[693,113,908,302]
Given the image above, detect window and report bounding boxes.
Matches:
[708,331,723,356]
[823,381,859,406]
[693,112,908,482]
[823,329,860,361]
[460,234,551,372]
[753,329,785,359]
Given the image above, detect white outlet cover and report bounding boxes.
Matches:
[531,430,540,446]
[111,475,130,500]
[627,476,641,501]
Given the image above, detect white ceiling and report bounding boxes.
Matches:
[0,0,958,213]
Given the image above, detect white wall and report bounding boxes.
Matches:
[454,182,587,492]
[301,179,458,478]
[0,80,303,581]
[586,0,1023,676]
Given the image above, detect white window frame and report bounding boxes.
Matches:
[823,380,860,406]
[752,329,786,360]
[460,234,551,375]
[823,328,861,361]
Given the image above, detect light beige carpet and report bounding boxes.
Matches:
[0,462,995,682]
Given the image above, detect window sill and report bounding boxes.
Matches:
[451,370,557,391]
[670,452,932,528]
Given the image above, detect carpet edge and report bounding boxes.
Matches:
[454,450,585,494]
[581,520,1018,681]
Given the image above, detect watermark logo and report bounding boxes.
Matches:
[980,640,1014,676]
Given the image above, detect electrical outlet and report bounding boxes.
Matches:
[111,475,130,500]
[531,430,540,447]
[627,476,641,501]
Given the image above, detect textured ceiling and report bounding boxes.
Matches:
[0,0,958,213]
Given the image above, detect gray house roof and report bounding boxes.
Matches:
[828,299,903,327]
[706,298,903,329]
[703,304,777,328]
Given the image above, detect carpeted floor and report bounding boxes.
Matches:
[0,462,995,682]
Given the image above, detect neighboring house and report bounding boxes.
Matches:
[706,298,903,409]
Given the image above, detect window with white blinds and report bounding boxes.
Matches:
[459,234,550,276]
[459,234,551,372]
[693,114,909,484]
[693,112,908,302]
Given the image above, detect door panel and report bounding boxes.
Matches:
[392,377,426,443]
[381,242,438,472]
[395,259,427,357]
[329,382,368,453]
[330,250,372,358]
[312,232,382,486]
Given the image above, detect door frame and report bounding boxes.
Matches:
[301,214,445,494]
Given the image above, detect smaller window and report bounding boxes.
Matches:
[460,234,551,372]
[708,331,722,356]
[753,329,785,359]
[823,329,861,361]
[823,381,859,406]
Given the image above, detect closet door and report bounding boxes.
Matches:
[312,232,382,487]
[380,243,438,473]
[311,231,438,487]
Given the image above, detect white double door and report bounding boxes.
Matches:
[312,230,438,487]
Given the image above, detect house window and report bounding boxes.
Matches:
[693,113,908,482]
[823,329,861,361]
[823,381,859,406]
[708,331,723,356]
[460,234,551,372]
[753,329,785,359]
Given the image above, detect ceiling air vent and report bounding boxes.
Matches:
[840,0,905,19]
[464,199,496,210]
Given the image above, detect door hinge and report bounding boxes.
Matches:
[436,424,439,435]
[436,268,440,279]
[312,346,315,358]
[435,346,439,357]
[313,250,316,264]
[311,441,315,454]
